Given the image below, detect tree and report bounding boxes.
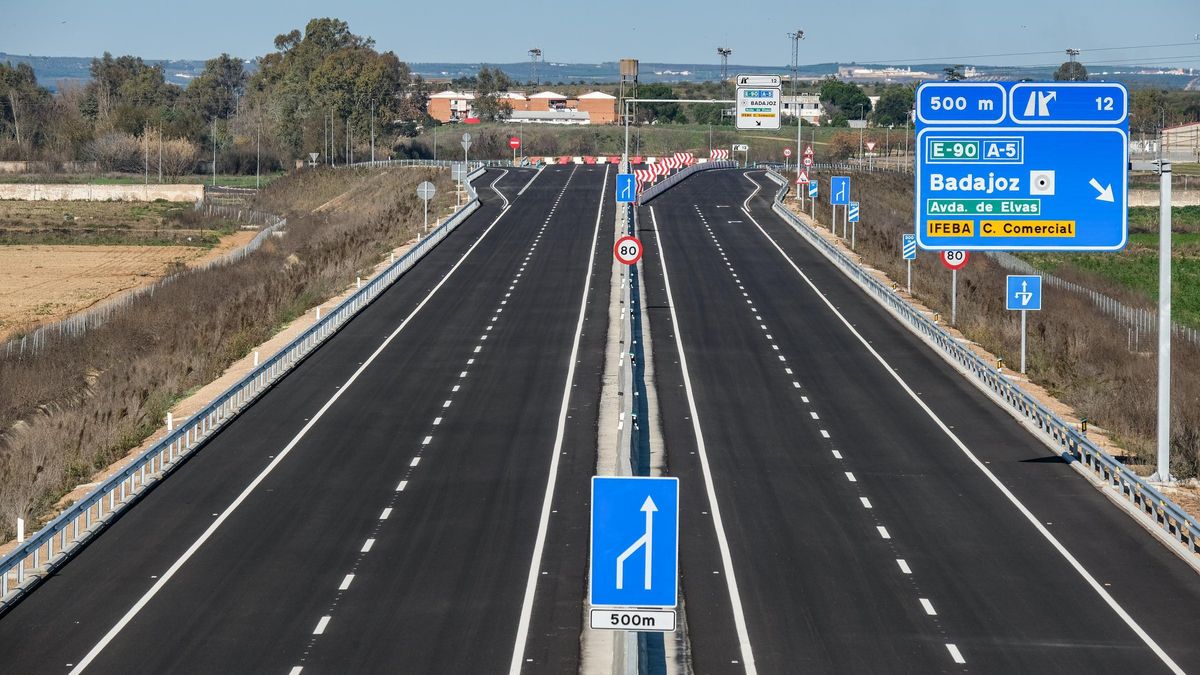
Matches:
[83,53,182,134]
[635,83,685,124]
[473,66,514,122]
[0,61,51,158]
[826,132,857,160]
[1054,61,1088,82]
[819,77,871,121]
[871,85,914,127]
[186,54,247,120]
[690,102,731,126]
[943,65,966,81]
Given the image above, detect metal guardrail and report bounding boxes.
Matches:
[0,166,491,610]
[757,168,1200,562]
[639,161,736,204]
[346,158,515,169]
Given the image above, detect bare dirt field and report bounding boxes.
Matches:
[0,231,254,341]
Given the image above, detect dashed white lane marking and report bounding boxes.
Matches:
[510,164,606,674]
[442,400,452,408]
[946,644,966,664]
[877,526,891,540]
[920,599,937,616]
[647,205,757,674]
[459,371,467,378]
[422,436,433,445]
[809,411,819,419]
[792,382,801,389]
[65,182,521,675]
[897,559,912,574]
[738,176,1184,675]
[410,457,420,467]
[452,385,461,392]
[289,667,304,675]
[785,367,792,374]
[820,429,830,438]
[777,355,786,362]
[473,346,482,353]
[339,574,354,591]
[361,538,375,553]
[433,417,443,425]
[832,450,843,459]
[860,497,873,509]
[313,616,331,635]
[845,472,857,483]
[467,358,475,365]
[379,508,393,520]
[801,396,809,403]
[396,480,408,492]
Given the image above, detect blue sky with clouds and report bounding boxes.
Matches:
[2,0,1198,67]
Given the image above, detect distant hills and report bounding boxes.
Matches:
[2,52,1195,91]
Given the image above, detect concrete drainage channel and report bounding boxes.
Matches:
[0,166,492,612]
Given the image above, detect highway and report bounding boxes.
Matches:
[639,169,1200,674]
[0,164,611,673]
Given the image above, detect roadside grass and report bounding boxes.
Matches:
[0,166,455,540]
[806,169,1200,478]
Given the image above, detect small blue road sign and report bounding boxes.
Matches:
[590,476,679,609]
[616,174,636,203]
[902,233,917,260]
[915,81,1128,251]
[1006,274,1043,311]
[830,176,851,205]
[848,201,860,222]
[808,181,818,199]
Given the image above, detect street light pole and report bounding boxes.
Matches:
[789,30,805,182]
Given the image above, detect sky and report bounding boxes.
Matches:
[1,0,1198,69]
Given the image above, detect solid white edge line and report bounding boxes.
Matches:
[508,164,609,674]
[648,205,758,674]
[68,187,519,675]
[738,173,1185,675]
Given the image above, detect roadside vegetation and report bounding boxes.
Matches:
[0,166,456,540]
[801,169,1200,479]
[0,200,238,247]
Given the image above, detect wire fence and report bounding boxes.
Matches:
[1,201,286,361]
[988,251,1200,350]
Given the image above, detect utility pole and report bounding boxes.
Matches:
[370,100,376,163]
[789,30,805,176]
[529,48,542,86]
[256,113,261,190]
[211,118,217,186]
[143,124,148,185]
[858,103,865,162]
[717,47,732,81]
[157,123,163,183]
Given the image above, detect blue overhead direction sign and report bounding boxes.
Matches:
[830,176,850,205]
[616,173,636,203]
[915,81,1128,252]
[902,234,917,260]
[848,201,860,222]
[590,476,679,609]
[808,181,818,199]
[1006,275,1043,311]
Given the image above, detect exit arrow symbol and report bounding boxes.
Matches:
[1088,178,1114,203]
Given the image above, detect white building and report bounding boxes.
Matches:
[780,94,823,124]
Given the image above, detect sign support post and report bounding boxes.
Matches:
[1021,309,1027,374]
[952,269,957,325]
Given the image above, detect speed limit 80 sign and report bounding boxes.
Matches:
[614,236,643,265]
[939,249,970,271]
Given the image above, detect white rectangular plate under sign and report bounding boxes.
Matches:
[589,608,677,632]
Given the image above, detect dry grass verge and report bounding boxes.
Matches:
[0,167,456,539]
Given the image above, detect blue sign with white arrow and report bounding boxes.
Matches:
[808,181,818,199]
[915,81,1127,251]
[590,476,679,609]
[616,173,636,203]
[1006,274,1042,311]
[902,233,917,260]
[830,176,850,205]
[848,201,860,222]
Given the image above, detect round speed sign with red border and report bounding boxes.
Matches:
[940,250,970,271]
[784,148,792,157]
[509,136,521,149]
[614,236,643,265]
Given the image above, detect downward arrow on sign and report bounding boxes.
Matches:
[1088,178,1114,203]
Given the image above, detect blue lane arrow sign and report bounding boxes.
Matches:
[1005,274,1042,311]
[616,174,636,203]
[848,201,860,222]
[590,476,679,609]
[830,176,850,205]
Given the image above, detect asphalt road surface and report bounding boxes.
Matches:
[0,164,611,674]
[639,169,1200,674]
